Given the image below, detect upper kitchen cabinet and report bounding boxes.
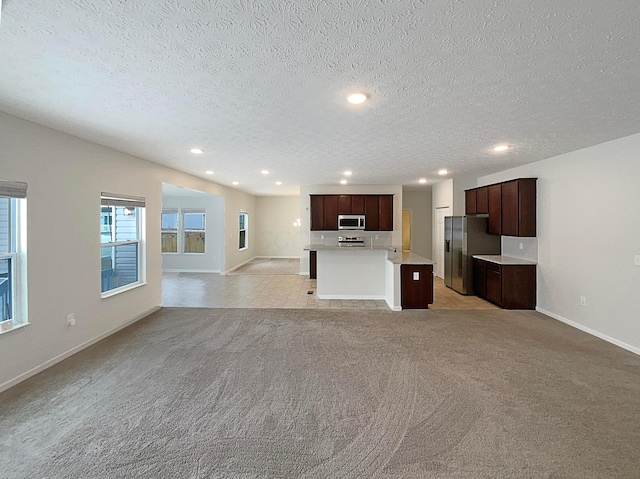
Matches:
[364,195,380,231]
[466,179,536,237]
[501,178,536,237]
[379,195,394,231]
[487,184,502,235]
[465,186,489,215]
[310,194,393,231]
[465,189,477,215]
[310,195,324,231]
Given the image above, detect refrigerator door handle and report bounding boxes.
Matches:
[445,239,450,253]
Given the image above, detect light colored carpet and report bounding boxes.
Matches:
[228,258,300,275]
[2,308,640,478]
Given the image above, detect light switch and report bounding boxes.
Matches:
[413,271,420,280]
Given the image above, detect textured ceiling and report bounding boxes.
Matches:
[1,0,639,196]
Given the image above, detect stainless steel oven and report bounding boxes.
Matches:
[337,214,365,230]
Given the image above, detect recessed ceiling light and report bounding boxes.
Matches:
[343,170,353,176]
[347,93,367,104]
[438,169,448,175]
[190,148,203,154]
[232,181,239,186]
[276,181,282,185]
[261,170,270,175]
[205,170,214,175]
[493,144,509,152]
[419,178,427,184]
[340,179,348,185]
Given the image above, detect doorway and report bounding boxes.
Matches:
[402,209,411,252]
[435,206,450,279]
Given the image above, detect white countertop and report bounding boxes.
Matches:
[304,244,396,252]
[388,251,436,265]
[473,255,537,265]
[304,245,435,265]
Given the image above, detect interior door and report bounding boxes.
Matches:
[435,206,450,279]
[402,209,411,251]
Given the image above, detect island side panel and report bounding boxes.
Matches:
[316,249,388,299]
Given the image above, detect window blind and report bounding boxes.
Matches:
[101,192,145,208]
[0,180,27,199]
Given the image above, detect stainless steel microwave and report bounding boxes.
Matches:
[338,214,365,230]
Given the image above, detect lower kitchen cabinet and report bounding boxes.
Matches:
[473,258,536,309]
[309,251,317,279]
[401,264,434,309]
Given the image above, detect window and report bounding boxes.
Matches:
[101,193,145,295]
[183,209,205,254]
[239,212,248,250]
[0,180,27,332]
[161,208,206,254]
[161,209,178,253]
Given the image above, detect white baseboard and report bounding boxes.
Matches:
[0,305,162,394]
[536,307,640,356]
[225,256,301,274]
[162,269,220,273]
[317,294,386,300]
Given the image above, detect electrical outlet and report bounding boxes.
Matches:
[375,235,379,240]
[580,296,586,306]
[519,243,523,250]
[66,314,76,326]
[320,234,324,240]
[635,255,640,266]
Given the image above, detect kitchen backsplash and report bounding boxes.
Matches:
[310,231,394,247]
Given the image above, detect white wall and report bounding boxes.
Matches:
[254,196,303,258]
[431,179,453,261]
[161,194,224,272]
[402,189,433,259]
[299,185,403,274]
[478,133,640,354]
[0,111,257,390]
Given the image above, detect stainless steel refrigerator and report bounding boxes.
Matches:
[444,216,501,295]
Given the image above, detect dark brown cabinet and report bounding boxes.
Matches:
[502,179,536,237]
[364,195,380,231]
[466,179,536,237]
[465,189,477,215]
[309,251,317,279]
[324,195,339,231]
[476,186,488,214]
[310,194,393,231]
[464,186,488,215]
[487,184,502,235]
[310,195,324,231]
[473,258,536,309]
[401,264,434,309]
[351,195,365,214]
[379,195,394,231]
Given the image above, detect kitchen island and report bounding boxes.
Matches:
[304,245,436,310]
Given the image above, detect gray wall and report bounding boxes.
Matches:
[477,133,640,354]
[401,189,432,259]
[161,194,224,272]
[0,110,257,391]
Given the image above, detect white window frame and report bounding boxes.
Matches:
[0,180,28,335]
[100,193,146,298]
[239,211,248,251]
[183,209,206,255]
[161,209,179,254]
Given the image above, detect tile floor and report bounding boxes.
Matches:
[162,271,497,310]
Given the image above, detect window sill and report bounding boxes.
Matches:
[0,321,30,336]
[101,281,147,299]
[239,247,248,252]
